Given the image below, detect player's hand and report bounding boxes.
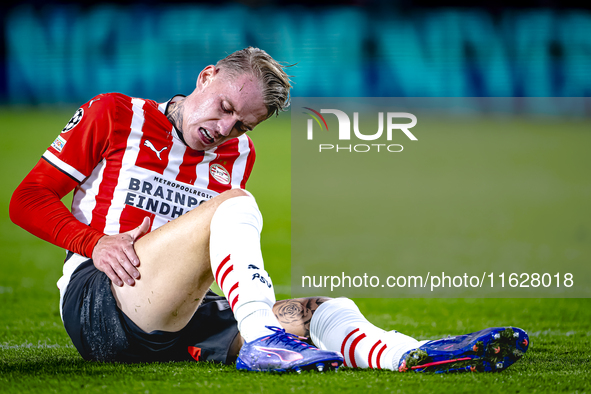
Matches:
[91,217,151,287]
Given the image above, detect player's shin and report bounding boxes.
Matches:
[310,298,426,370]
[209,194,281,342]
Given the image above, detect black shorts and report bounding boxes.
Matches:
[62,258,239,364]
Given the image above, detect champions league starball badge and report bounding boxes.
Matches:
[61,108,84,133]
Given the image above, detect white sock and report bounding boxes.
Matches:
[310,298,426,370]
[209,195,281,342]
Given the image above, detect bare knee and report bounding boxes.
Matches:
[214,188,253,204]
[209,188,256,220]
[192,189,254,220]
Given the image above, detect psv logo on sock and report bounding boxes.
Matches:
[252,273,272,288]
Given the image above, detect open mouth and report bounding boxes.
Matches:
[199,127,215,144]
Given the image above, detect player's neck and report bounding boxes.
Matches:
[166,97,185,135]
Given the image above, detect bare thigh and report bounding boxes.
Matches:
[112,188,249,333]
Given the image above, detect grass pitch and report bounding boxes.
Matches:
[1,107,590,393]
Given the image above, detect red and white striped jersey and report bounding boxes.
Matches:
[43,93,256,235]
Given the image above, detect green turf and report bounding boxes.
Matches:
[1,107,590,393]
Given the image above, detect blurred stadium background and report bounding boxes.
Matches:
[0,0,590,105]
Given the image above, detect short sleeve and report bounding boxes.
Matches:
[42,94,117,183]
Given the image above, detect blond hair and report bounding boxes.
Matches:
[216,47,292,118]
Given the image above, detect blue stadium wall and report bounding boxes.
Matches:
[2,4,591,104]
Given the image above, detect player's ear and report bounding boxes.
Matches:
[196,65,218,91]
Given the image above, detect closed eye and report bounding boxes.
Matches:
[222,100,252,133]
[222,103,232,114]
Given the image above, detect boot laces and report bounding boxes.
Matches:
[263,326,314,350]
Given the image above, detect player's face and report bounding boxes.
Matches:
[181,66,268,151]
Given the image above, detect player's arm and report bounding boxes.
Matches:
[9,158,103,257]
[9,95,147,287]
[9,157,149,287]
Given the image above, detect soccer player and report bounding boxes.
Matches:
[10,47,528,373]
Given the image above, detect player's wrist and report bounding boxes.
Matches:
[87,232,107,259]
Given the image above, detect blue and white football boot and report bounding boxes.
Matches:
[236,326,344,373]
[398,326,529,373]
